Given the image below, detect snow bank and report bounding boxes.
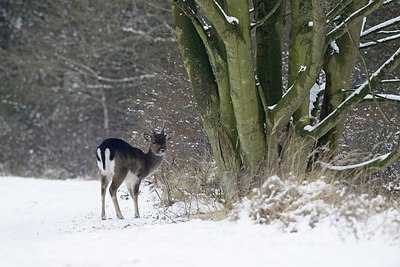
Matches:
[1,176,399,267]
[235,176,400,242]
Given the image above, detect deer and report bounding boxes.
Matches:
[95,122,173,220]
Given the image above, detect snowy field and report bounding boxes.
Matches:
[1,176,399,267]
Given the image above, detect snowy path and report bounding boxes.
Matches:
[0,176,399,267]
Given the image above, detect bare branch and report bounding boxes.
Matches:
[362,93,400,104]
[360,16,400,37]
[382,78,400,84]
[144,0,171,13]
[322,136,400,176]
[271,0,326,130]
[326,0,354,23]
[58,55,155,83]
[251,0,283,30]
[195,0,239,39]
[383,0,395,5]
[326,0,383,45]
[305,47,400,139]
[360,34,400,49]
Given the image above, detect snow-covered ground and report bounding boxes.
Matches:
[0,176,399,267]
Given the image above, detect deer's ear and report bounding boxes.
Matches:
[165,131,174,141]
[143,133,153,142]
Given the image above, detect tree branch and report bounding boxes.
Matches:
[360,16,400,37]
[271,0,325,130]
[174,0,226,71]
[326,0,383,45]
[251,0,282,30]
[360,34,400,49]
[362,93,400,104]
[326,0,354,23]
[144,0,171,13]
[322,136,400,176]
[195,0,238,39]
[382,78,400,84]
[305,47,400,139]
[58,55,155,83]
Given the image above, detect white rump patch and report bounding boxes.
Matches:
[96,148,115,177]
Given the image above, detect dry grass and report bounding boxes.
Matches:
[232,166,400,239]
[150,154,227,220]
[151,144,399,235]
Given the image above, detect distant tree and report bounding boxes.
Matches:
[172,0,400,199]
[0,0,177,176]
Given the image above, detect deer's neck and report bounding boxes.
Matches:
[145,149,164,172]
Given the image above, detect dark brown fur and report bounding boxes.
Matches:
[96,131,173,220]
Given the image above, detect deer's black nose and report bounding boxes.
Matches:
[160,148,166,153]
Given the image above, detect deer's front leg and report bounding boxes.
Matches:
[133,181,141,218]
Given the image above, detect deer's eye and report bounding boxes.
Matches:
[152,141,156,144]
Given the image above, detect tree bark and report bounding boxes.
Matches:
[172,2,241,201]
[254,0,284,106]
[318,1,363,156]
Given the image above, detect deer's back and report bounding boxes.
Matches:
[96,138,147,176]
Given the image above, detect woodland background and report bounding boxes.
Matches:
[0,0,399,181]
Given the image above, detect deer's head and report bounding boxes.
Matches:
[144,125,173,157]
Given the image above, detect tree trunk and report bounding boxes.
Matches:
[318,1,363,156]
[254,0,284,106]
[279,0,326,175]
[172,2,241,201]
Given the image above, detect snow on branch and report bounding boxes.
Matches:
[304,47,400,138]
[214,1,239,25]
[360,34,400,49]
[195,0,239,39]
[322,136,400,176]
[309,82,325,117]
[382,78,400,84]
[360,16,400,37]
[326,0,383,44]
[362,93,400,104]
[322,153,390,171]
[383,0,395,5]
[59,55,155,84]
[173,0,227,88]
[326,0,354,23]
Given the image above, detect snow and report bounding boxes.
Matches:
[1,176,400,267]
[122,27,145,35]
[361,16,400,37]
[327,1,375,37]
[330,41,340,54]
[298,65,307,72]
[322,153,390,171]
[214,1,239,25]
[305,47,400,135]
[363,93,400,101]
[360,34,400,48]
[304,125,314,132]
[309,82,325,116]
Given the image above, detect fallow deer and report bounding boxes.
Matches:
[96,123,173,220]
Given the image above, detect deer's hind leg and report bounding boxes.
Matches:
[125,171,141,218]
[127,179,141,218]
[100,175,110,220]
[109,174,125,220]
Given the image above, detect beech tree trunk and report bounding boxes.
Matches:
[172,0,400,199]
